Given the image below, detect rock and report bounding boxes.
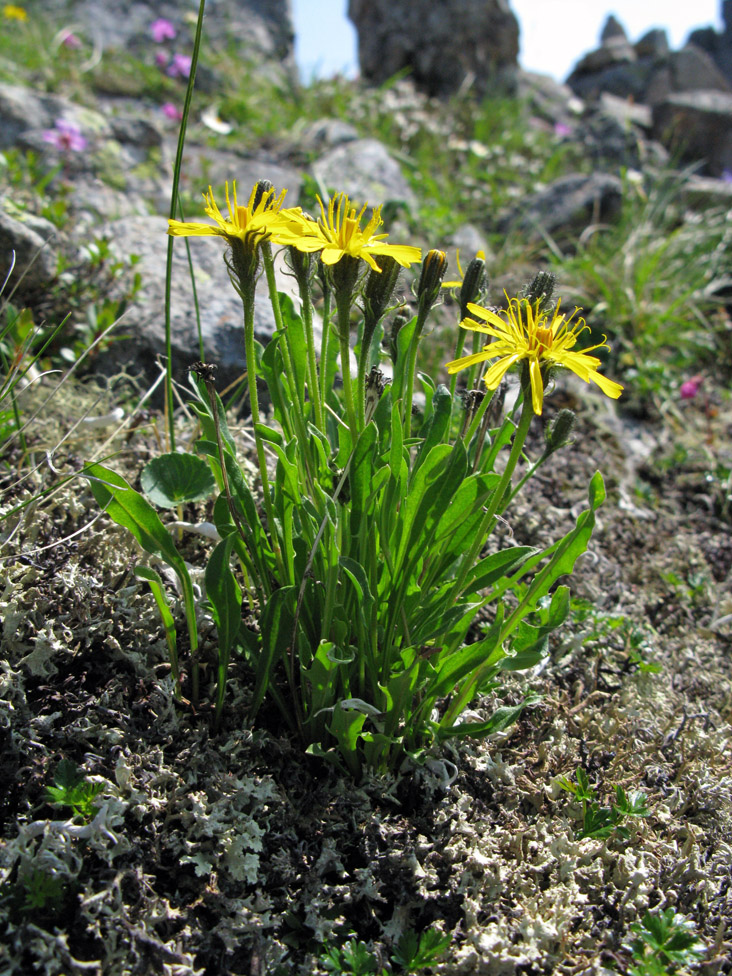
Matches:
[347,0,519,96]
[598,92,653,130]
[498,173,623,242]
[0,205,59,296]
[600,15,628,44]
[312,138,416,208]
[35,0,296,77]
[645,44,732,104]
[652,89,732,177]
[98,215,307,393]
[635,29,670,60]
[687,0,732,84]
[299,119,360,154]
[516,71,582,132]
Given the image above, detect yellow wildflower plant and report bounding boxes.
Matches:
[279,192,422,272]
[446,295,623,415]
[167,181,298,249]
[3,4,27,19]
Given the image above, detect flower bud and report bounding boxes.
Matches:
[417,249,448,316]
[252,179,274,211]
[459,254,487,320]
[387,311,410,364]
[523,271,557,314]
[362,254,401,333]
[543,408,576,455]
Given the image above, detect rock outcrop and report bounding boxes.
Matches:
[347,0,520,96]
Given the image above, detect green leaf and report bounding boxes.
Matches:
[250,586,296,720]
[84,463,198,676]
[461,546,537,596]
[134,566,178,683]
[439,693,540,740]
[412,384,452,476]
[206,534,242,721]
[140,452,216,508]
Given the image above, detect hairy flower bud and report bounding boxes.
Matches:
[523,271,557,314]
[252,179,274,210]
[417,249,448,316]
[459,254,487,320]
[362,254,402,333]
[543,408,576,455]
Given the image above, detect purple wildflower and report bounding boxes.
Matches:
[680,375,703,400]
[42,119,87,153]
[155,50,168,69]
[151,18,176,43]
[167,52,192,78]
[554,121,572,138]
[60,29,82,49]
[161,102,182,121]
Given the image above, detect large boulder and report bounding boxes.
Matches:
[687,0,732,85]
[652,90,732,177]
[347,0,519,96]
[567,15,731,105]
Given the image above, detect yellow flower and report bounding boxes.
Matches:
[3,4,27,19]
[277,193,421,273]
[167,181,296,248]
[445,295,623,415]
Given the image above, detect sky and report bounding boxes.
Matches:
[292,0,723,84]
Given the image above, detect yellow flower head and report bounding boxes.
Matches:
[445,295,623,415]
[3,4,27,20]
[167,181,294,250]
[278,192,421,273]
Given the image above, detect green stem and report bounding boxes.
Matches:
[296,267,324,432]
[319,288,332,416]
[335,292,360,436]
[261,244,304,416]
[241,288,284,577]
[450,376,535,602]
[403,308,429,439]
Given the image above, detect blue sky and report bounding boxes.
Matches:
[292,0,723,83]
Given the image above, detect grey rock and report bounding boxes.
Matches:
[570,37,637,77]
[347,0,519,97]
[635,29,670,59]
[598,92,653,130]
[36,0,296,76]
[498,172,623,241]
[687,0,732,84]
[98,215,289,391]
[600,15,628,44]
[177,147,302,205]
[652,89,732,177]
[313,138,416,207]
[0,205,59,295]
[516,70,581,130]
[299,119,360,154]
[649,44,732,101]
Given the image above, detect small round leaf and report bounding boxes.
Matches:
[141,453,216,508]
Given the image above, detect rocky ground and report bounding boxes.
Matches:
[1,371,731,976]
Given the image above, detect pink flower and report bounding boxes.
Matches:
[554,121,572,138]
[167,52,192,78]
[161,102,182,121]
[154,51,168,68]
[680,375,703,400]
[151,18,176,43]
[60,29,82,48]
[42,118,87,152]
